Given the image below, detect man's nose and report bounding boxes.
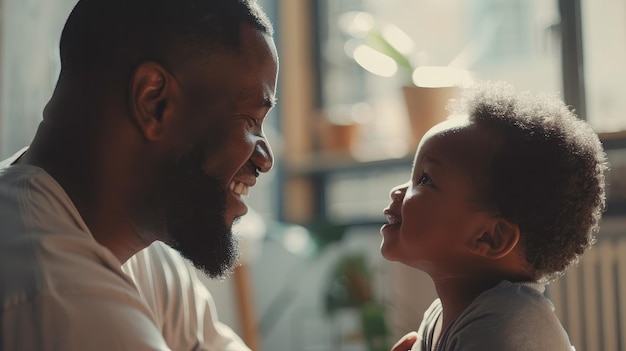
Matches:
[251,138,274,173]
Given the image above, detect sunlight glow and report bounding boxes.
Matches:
[411,66,473,88]
[382,25,415,56]
[339,11,375,38]
[353,45,398,77]
[282,226,311,255]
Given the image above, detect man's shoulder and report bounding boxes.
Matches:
[0,222,141,309]
[0,147,28,169]
[0,158,142,317]
[0,213,168,350]
[2,285,170,350]
[0,151,80,230]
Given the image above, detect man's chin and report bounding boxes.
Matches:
[202,255,240,280]
[202,242,239,279]
[168,230,241,279]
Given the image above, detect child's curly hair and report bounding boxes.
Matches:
[450,81,608,281]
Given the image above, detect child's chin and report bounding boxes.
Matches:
[379,240,400,262]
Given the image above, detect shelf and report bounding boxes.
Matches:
[279,131,626,223]
[283,151,413,176]
[284,132,626,176]
[599,131,626,150]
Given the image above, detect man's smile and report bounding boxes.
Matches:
[229,180,250,196]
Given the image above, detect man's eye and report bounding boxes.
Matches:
[249,116,261,127]
[238,114,260,128]
[417,172,433,186]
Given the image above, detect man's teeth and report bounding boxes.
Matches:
[229,181,249,196]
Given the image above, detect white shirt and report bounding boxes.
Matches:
[123,242,251,351]
[0,149,249,351]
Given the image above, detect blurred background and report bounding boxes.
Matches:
[2,1,626,350]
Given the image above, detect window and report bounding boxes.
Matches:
[318,0,626,138]
[581,0,626,132]
[313,0,570,223]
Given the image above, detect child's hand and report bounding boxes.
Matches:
[391,331,418,351]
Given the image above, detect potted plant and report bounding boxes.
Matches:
[339,11,472,146]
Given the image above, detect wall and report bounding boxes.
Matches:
[0,0,76,157]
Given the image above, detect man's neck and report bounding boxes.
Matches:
[22,120,149,264]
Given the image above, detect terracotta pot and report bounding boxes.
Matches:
[402,85,460,147]
[318,119,360,153]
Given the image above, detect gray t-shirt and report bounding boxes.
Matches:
[413,281,575,351]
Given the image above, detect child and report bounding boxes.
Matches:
[381,81,607,351]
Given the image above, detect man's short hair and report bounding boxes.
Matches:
[59,0,273,77]
[451,81,608,280]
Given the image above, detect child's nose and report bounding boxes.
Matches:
[389,182,409,201]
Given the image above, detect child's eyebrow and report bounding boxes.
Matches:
[424,155,442,166]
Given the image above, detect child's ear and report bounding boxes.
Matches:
[470,219,520,259]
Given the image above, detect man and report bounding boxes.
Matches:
[0,0,278,349]
[122,242,251,350]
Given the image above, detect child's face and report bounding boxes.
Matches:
[380,117,499,274]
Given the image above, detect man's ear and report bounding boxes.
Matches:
[470,218,520,260]
[128,62,177,141]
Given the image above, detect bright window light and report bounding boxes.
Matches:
[282,226,311,255]
[382,24,415,56]
[339,11,375,38]
[411,66,473,88]
[353,45,398,77]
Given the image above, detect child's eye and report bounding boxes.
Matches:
[417,172,433,186]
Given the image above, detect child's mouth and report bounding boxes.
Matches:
[384,210,401,225]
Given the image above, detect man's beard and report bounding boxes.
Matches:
[144,144,240,279]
